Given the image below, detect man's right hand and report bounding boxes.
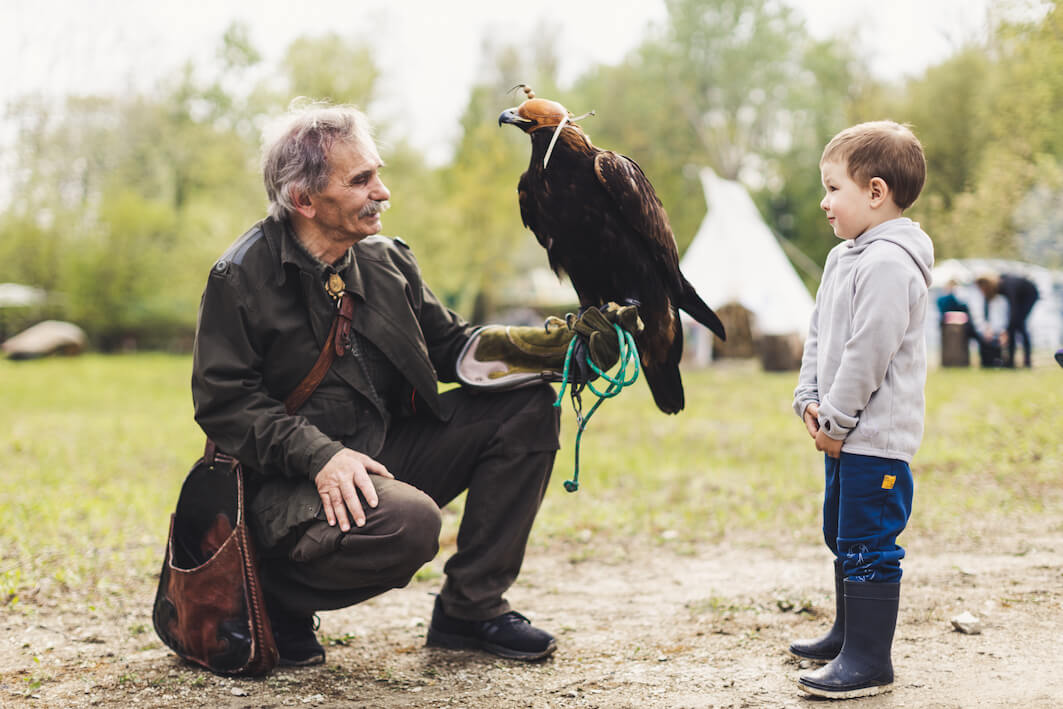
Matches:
[315,448,394,532]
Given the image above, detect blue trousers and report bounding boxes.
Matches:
[822,453,914,583]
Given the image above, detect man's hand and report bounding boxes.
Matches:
[569,302,644,372]
[315,448,394,532]
[802,403,820,439]
[815,428,843,459]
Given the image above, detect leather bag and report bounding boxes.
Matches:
[153,293,353,675]
[152,450,278,675]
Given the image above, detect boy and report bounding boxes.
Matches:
[790,121,934,699]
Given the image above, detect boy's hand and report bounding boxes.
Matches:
[802,403,820,439]
[815,428,843,458]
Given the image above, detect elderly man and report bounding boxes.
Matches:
[191,102,560,666]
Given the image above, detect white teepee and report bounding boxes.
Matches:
[680,168,814,342]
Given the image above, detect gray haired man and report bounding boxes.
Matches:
[191,102,560,665]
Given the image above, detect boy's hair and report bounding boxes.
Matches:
[821,121,926,210]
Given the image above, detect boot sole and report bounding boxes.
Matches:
[787,647,835,663]
[426,626,557,661]
[798,679,892,699]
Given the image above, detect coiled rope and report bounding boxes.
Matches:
[553,323,640,492]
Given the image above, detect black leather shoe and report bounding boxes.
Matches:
[271,610,325,667]
[426,596,557,661]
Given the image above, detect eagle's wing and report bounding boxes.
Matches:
[517,171,550,250]
[593,151,683,292]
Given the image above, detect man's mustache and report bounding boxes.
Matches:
[359,200,390,218]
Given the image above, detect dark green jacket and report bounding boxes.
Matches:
[191,218,472,543]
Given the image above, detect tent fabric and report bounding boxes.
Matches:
[680,168,814,337]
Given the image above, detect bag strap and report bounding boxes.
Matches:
[284,293,354,415]
[205,292,354,464]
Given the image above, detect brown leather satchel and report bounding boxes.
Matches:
[153,293,353,675]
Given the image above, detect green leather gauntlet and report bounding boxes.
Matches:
[456,303,642,390]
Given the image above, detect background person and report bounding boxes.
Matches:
[974,271,1039,368]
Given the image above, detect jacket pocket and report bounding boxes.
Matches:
[249,478,324,551]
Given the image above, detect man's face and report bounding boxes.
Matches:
[819,160,873,241]
[309,139,391,243]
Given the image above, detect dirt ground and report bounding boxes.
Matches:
[3,532,1062,709]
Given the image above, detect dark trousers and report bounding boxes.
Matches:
[1006,296,1037,368]
[260,384,559,620]
[822,453,914,584]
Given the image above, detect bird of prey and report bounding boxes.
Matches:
[499,89,726,414]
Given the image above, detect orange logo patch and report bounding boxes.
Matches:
[881,475,896,490]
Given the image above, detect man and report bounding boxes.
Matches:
[974,271,1039,368]
[191,102,560,666]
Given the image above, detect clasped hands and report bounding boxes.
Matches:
[803,402,843,459]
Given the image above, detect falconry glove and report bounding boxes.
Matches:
[456,303,642,391]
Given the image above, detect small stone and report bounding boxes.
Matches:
[799,660,811,669]
[231,687,248,696]
[951,611,982,634]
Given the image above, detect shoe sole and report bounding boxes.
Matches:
[426,626,557,661]
[798,679,891,699]
[278,652,326,667]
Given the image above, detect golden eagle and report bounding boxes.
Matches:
[499,92,726,414]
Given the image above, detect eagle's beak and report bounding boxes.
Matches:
[498,107,533,129]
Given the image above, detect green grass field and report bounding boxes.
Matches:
[1,354,1059,607]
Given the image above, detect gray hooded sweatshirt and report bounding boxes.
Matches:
[793,218,935,463]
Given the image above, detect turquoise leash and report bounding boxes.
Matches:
[553,323,640,492]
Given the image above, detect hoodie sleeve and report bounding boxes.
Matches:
[792,297,820,418]
[816,248,916,440]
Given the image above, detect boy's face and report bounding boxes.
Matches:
[819,160,877,240]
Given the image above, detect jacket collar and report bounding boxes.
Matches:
[264,217,366,300]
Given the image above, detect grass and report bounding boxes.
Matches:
[1,354,1059,608]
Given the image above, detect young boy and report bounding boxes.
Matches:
[790,121,934,699]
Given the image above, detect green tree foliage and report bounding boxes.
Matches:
[280,34,378,107]
[4,3,1063,349]
[851,2,1063,262]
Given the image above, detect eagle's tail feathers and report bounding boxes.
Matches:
[679,280,726,341]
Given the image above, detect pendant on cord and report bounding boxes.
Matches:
[325,273,346,301]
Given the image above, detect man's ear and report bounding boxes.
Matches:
[868,177,890,208]
[291,188,316,219]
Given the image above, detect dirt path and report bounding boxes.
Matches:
[3,534,1062,708]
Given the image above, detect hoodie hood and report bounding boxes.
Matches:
[846,217,935,286]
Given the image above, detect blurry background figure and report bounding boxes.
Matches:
[974,271,1040,368]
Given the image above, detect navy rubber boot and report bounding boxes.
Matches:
[798,580,899,699]
[789,559,845,663]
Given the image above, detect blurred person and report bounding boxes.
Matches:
[190,101,560,667]
[974,271,1039,368]
[935,279,984,363]
[791,121,933,699]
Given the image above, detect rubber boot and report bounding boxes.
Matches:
[789,559,844,662]
[798,580,900,699]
